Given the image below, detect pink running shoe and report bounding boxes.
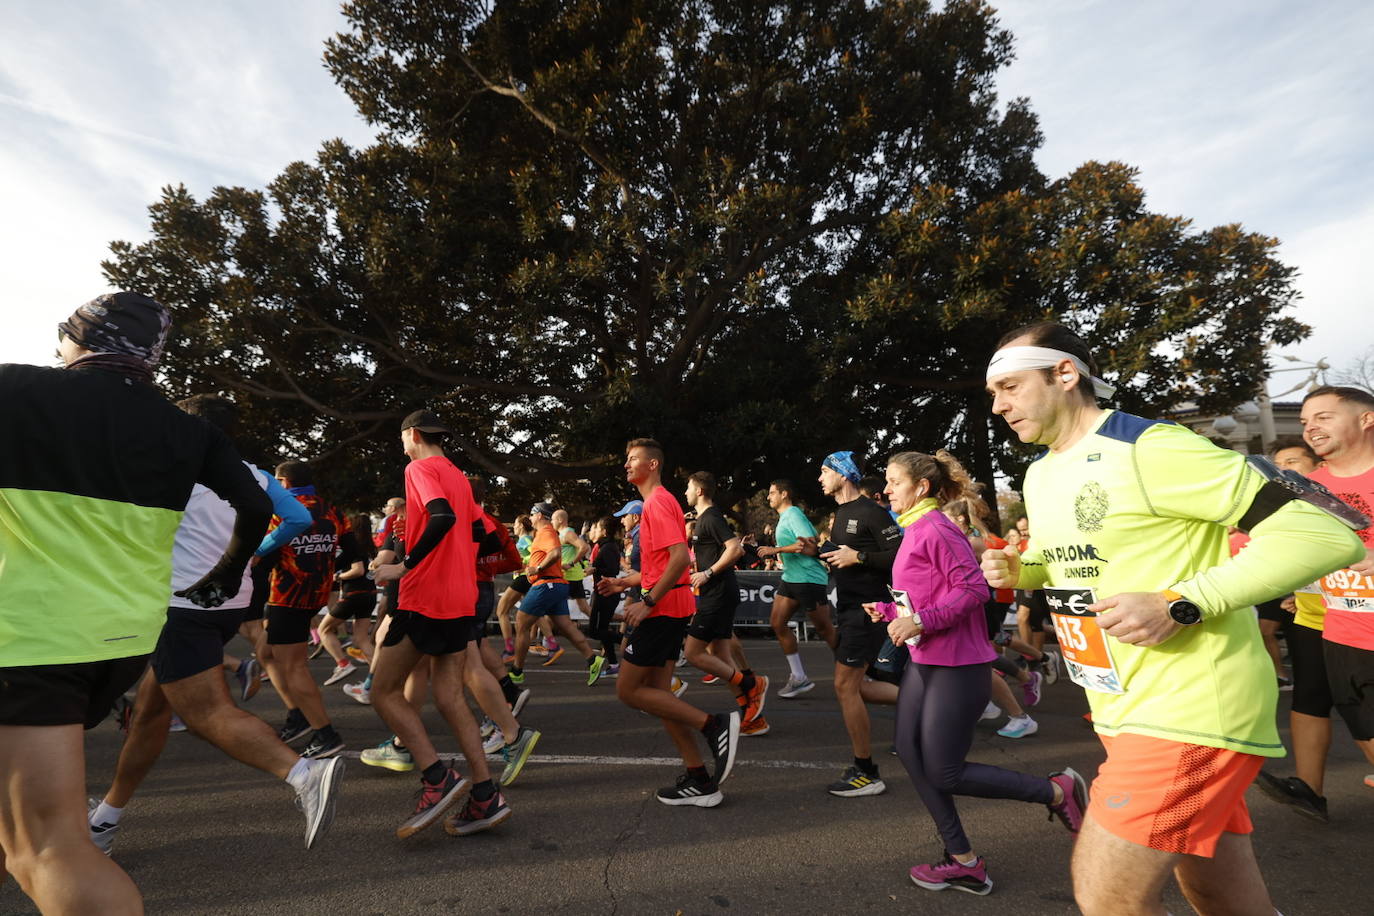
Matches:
[1021,670,1042,707]
[909,853,992,895]
[1047,767,1087,833]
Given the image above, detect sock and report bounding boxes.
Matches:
[390,736,407,752]
[854,756,877,776]
[687,765,709,783]
[952,852,978,866]
[729,670,757,694]
[511,666,523,677]
[504,639,514,653]
[285,757,312,790]
[313,725,339,744]
[421,761,448,784]
[544,637,558,651]
[499,675,519,704]
[362,674,373,690]
[288,707,306,725]
[785,652,806,680]
[91,801,123,826]
[471,779,496,802]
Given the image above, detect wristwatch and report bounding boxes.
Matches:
[855,551,868,565]
[1163,589,1202,626]
[642,592,657,608]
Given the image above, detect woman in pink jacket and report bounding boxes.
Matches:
[864,450,1086,896]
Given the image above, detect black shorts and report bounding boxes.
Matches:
[329,590,376,621]
[623,615,690,668]
[1287,622,1331,718]
[508,575,531,596]
[1324,639,1374,740]
[687,588,739,642]
[1017,590,1051,630]
[834,604,886,669]
[984,600,1008,641]
[266,605,321,646]
[567,579,587,600]
[151,606,244,684]
[242,562,272,622]
[1256,598,1294,626]
[0,655,150,729]
[867,637,909,685]
[475,581,496,626]
[384,610,477,656]
[776,580,829,613]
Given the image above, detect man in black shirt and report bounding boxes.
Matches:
[683,473,769,733]
[817,451,903,797]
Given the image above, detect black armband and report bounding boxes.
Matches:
[1237,456,1370,533]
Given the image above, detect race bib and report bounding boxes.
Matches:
[1044,587,1124,694]
[1318,568,1374,612]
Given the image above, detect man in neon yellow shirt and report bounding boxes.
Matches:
[981,321,1363,916]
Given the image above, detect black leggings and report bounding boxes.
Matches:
[589,591,620,664]
[895,662,1054,856]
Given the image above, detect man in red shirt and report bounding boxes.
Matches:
[606,438,741,806]
[372,411,514,838]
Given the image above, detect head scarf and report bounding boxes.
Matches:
[822,450,862,484]
[59,291,170,383]
[985,345,1116,400]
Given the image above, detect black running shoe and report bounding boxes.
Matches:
[279,716,312,745]
[1254,771,1328,822]
[302,732,345,759]
[703,711,741,785]
[656,771,723,808]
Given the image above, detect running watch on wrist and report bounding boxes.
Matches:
[855,551,868,565]
[1163,589,1202,626]
[642,592,657,608]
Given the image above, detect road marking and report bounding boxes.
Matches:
[339,750,835,770]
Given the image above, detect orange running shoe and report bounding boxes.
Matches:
[741,715,770,737]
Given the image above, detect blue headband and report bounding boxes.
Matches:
[823,451,861,483]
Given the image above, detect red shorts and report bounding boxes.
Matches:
[1088,732,1264,857]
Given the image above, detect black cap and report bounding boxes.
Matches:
[59,291,171,365]
[529,501,557,518]
[401,409,451,435]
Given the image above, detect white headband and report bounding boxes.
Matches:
[986,346,1116,400]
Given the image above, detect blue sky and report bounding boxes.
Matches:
[2,0,1369,391]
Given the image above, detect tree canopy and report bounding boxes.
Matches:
[103,0,1305,518]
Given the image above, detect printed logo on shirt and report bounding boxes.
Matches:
[1038,542,1108,580]
[1074,481,1109,533]
[845,519,859,534]
[1087,453,1102,462]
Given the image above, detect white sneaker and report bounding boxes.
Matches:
[87,798,119,856]
[294,756,344,849]
[483,729,506,754]
[777,675,815,698]
[342,682,371,705]
[1041,650,1060,685]
[979,701,1000,721]
[324,661,358,686]
[671,677,688,698]
[997,715,1038,739]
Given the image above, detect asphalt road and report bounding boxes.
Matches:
[2,639,1370,915]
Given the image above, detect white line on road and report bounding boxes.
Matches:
[338,750,835,770]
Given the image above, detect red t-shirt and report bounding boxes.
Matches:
[399,456,481,620]
[639,484,693,619]
[527,525,565,585]
[1308,464,1374,650]
[476,512,521,583]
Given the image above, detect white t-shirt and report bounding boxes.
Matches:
[168,462,270,610]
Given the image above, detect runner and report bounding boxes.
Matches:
[507,504,603,686]
[260,461,347,758]
[496,514,535,660]
[683,472,768,735]
[587,516,624,677]
[755,479,837,697]
[1258,387,1374,817]
[817,450,904,797]
[610,440,740,806]
[552,508,593,666]
[0,293,272,914]
[88,395,342,855]
[369,410,512,838]
[319,513,375,685]
[865,449,1085,895]
[981,320,1364,915]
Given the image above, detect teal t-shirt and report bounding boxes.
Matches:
[776,505,828,585]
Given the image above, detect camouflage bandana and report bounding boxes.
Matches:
[59,292,171,382]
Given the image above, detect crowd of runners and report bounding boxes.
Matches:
[2,293,1373,916]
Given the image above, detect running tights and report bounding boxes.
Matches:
[588,592,620,664]
[895,662,1053,856]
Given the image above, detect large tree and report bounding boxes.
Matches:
[104,0,1303,516]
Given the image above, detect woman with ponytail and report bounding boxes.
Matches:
[864,450,1086,896]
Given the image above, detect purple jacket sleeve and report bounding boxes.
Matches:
[871,601,897,622]
[913,522,989,634]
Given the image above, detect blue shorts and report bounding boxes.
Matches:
[522,582,570,618]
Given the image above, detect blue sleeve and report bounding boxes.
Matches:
[255,471,312,556]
